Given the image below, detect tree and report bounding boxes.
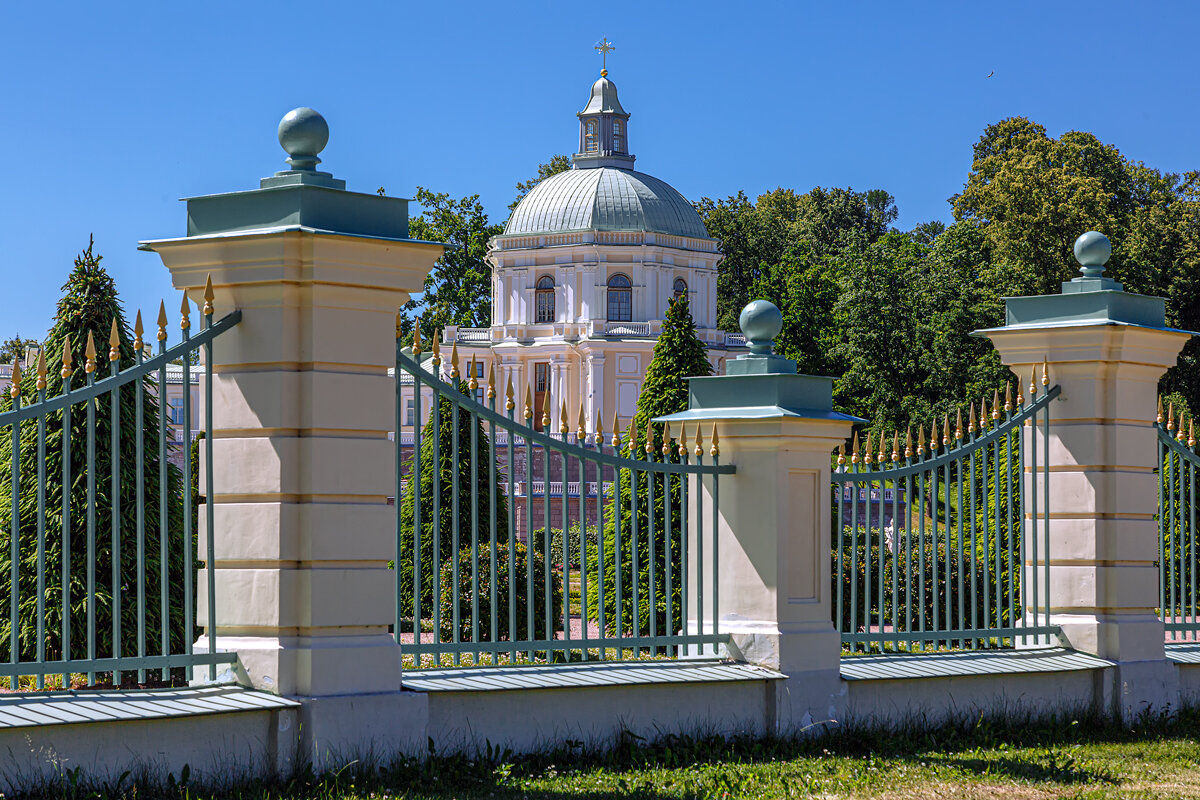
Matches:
[0,238,187,668]
[589,296,712,639]
[398,190,504,343]
[0,336,38,367]
[509,155,571,212]
[397,380,511,621]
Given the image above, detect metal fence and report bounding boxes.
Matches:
[0,279,239,689]
[1157,404,1200,640]
[394,327,734,668]
[832,369,1059,652]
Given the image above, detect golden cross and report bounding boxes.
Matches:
[595,37,615,75]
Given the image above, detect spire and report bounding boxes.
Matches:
[573,39,635,171]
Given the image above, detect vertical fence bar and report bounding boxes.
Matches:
[61,350,72,687]
[560,422,570,658]
[646,425,657,650]
[157,325,169,681]
[449,382,461,666]
[9,378,20,689]
[109,331,122,687]
[918,443,927,648]
[1158,431,1165,633]
[431,378,442,657]
[180,304,194,680]
[36,362,47,689]
[524,397,534,661]
[678,431,688,658]
[134,328,146,683]
[542,429,552,656]
[506,383,516,663]
[204,296,216,663]
[487,370,498,655]
[86,350,96,685]
[850,452,860,650]
[578,426,588,660]
[711,433,720,656]
[468,374,480,663]
[412,373,424,661]
[394,326,404,646]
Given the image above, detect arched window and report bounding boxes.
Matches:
[613,118,625,153]
[535,275,555,323]
[585,119,599,153]
[673,277,687,302]
[607,273,632,322]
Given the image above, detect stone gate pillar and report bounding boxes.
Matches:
[981,231,1192,719]
[141,109,444,753]
[659,300,859,732]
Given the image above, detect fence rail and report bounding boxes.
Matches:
[833,375,1059,653]
[0,281,239,690]
[395,330,733,668]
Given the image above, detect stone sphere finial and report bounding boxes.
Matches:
[1074,231,1111,279]
[277,107,329,171]
[739,300,783,356]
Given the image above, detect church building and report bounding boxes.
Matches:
[432,61,741,435]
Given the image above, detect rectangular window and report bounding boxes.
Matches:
[474,387,485,405]
[405,399,415,427]
[170,403,185,425]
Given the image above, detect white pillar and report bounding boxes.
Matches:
[587,354,606,432]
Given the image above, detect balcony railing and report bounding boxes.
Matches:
[455,328,492,343]
[724,333,747,347]
[603,321,651,337]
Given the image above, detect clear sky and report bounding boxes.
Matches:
[0,1,1196,341]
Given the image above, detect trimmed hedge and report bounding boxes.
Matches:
[437,542,564,643]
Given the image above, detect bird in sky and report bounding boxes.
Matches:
[986,70,995,78]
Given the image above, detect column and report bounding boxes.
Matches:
[981,232,1192,719]
[659,300,857,730]
[587,353,605,432]
[143,109,444,701]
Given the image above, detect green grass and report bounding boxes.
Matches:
[17,707,1200,799]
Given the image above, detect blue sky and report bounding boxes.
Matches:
[0,1,1196,340]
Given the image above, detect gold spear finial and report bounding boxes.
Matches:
[626,417,637,455]
[968,402,976,435]
[1005,383,1013,412]
[505,374,515,411]
[487,364,496,401]
[611,409,621,448]
[678,423,688,458]
[431,333,441,370]
[837,442,846,466]
[1041,359,1049,387]
[596,412,605,446]
[1190,418,1196,448]
[542,387,551,429]
[645,417,654,455]
[918,425,926,455]
[180,292,191,331]
[157,301,168,343]
[9,360,20,399]
[524,384,533,421]
[35,349,46,392]
[1179,412,1187,442]
[863,431,873,465]
[710,423,720,457]
[878,434,886,465]
[84,332,96,374]
[1016,379,1024,407]
[662,424,672,457]
[561,399,570,436]
[467,357,478,392]
[412,318,423,356]
[203,274,215,316]
[904,427,913,459]
[134,311,144,354]
[60,339,72,380]
[980,398,988,430]
[942,416,950,448]
[694,424,704,457]
[450,341,460,380]
[1158,396,1164,425]
[992,389,1001,421]
[577,401,586,441]
[956,408,964,441]
[891,431,899,463]
[1029,365,1037,399]
[1168,403,1175,431]
[851,432,860,464]
[108,318,120,362]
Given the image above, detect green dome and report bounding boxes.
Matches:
[503,168,711,240]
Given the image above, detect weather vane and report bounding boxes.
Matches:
[595,37,615,77]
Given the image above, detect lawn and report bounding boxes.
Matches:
[22,707,1200,799]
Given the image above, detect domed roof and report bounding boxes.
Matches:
[503,167,711,240]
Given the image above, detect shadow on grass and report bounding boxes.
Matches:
[921,751,1117,786]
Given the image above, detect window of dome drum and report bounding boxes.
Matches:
[607,273,632,321]
[613,119,625,153]
[673,277,687,300]
[535,275,555,322]
[585,119,599,153]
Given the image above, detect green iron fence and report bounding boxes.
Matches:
[0,280,239,689]
[1157,404,1200,640]
[832,373,1059,652]
[394,330,734,668]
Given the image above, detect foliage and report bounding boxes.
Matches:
[532,521,596,569]
[398,381,509,620]
[509,154,571,211]
[589,296,712,638]
[0,335,38,366]
[0,238,187,663]
[398,189,504,343]
[437,541,563,643]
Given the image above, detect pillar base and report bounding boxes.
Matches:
[720,619,842,674]
[194,634,402,697]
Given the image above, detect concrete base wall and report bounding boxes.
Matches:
[0,707,299,795]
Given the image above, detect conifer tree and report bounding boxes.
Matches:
[0,238,187,667]
[589,296,713,640]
